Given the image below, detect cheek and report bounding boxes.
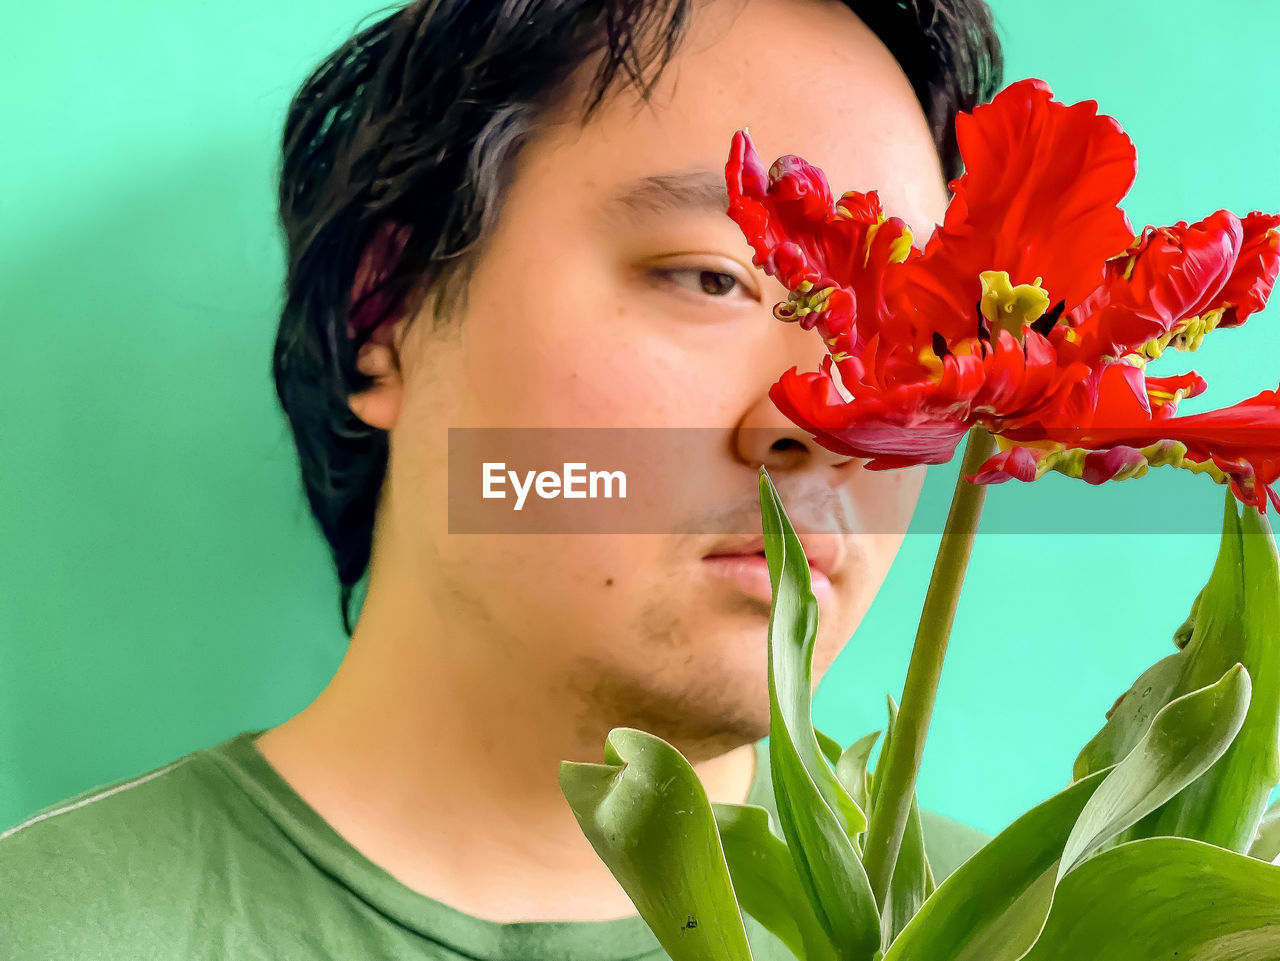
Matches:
[844,465,926,538]
[466,300,710,427]
[431,532,687,664]
[448,233,740,428]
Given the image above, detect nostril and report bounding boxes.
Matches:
[770,438,806,454]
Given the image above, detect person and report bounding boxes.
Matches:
[1,0,1003,957]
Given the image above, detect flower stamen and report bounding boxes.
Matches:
[1132,307,1226,360]
[979,270,1052,344]
[775,281,835,325]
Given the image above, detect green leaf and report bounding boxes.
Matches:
[1145,501,1280,850]
[1021,837,1280,960]
[882,664,1252,960]
[868,696,896,812]
[916,810,990,883]
[1058,663,1252,879]
[835,730,881,831]
[815,727,884,862]
[559,728,753,961]
[761,476,867,841]
[713,802,839,961]
[759,469,880,960]
[1071,651,1182,780]
[1072,491,1280,853]
[881,770,1110,961]
[816,712,935,943]
[815,728,845,768]
[881,791,934,947]
[872,697,934,948]
[1248,796,1280,862]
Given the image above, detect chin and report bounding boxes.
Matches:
[637,664,772,752]
[573,601,829,750]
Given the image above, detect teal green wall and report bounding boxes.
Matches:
[3,1,1278,835]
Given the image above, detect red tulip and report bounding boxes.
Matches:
[727,78,1280,510]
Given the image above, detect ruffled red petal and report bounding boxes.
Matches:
[889,78,1137,333]
[1066,211,1244,358]
[967,446,1042,484]
[768,369,969,468]
[1218,211,1280,326]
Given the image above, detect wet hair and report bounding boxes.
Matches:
[271,0,1005,636]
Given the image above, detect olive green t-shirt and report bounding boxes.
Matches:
[0,729,988,960]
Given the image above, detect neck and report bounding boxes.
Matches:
[253,582,759,923]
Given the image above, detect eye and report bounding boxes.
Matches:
[655,267,751,299]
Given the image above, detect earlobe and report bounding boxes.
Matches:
[347,320,406,430]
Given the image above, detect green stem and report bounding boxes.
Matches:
[861,425,998,908]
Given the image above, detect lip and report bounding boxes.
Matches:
[702,532,842,579]
[701,533,841,607]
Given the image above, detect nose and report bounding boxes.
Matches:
[733,388,858,471]
[733,279,862,472]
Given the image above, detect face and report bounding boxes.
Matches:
[350,0,949,754]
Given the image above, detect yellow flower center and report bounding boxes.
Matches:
[979,270,1051,343]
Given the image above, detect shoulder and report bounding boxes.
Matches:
[1,747,215,857]
[0,745,232,959]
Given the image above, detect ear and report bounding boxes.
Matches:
[347,316,407,430]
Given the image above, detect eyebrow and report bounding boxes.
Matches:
[601,169,732,219]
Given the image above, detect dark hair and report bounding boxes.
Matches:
[271,0,1004,637]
